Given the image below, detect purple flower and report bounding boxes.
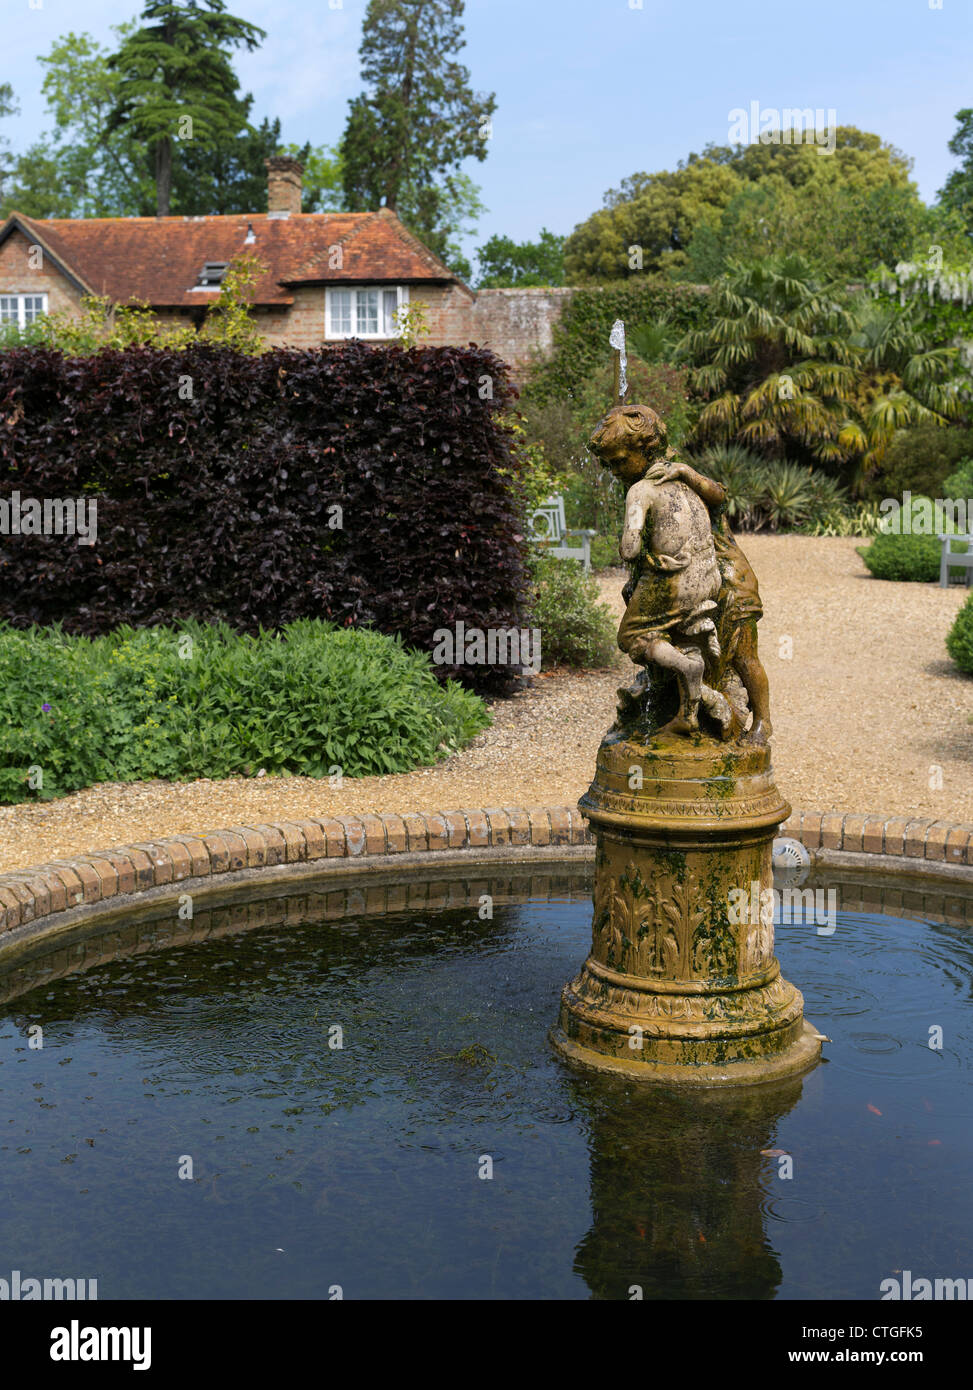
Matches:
[41,703,51,713]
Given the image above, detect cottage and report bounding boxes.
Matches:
[0,157,571,377]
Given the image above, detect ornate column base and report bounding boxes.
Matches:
[552,732,822,1087]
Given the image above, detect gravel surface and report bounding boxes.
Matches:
[1,536,970,872]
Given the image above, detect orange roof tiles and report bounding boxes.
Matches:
[0,207,461,307]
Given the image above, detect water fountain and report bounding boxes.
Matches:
[552,324,823,1084]
[5,323,973,1297]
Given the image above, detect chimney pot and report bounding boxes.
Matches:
[265,157,303,216]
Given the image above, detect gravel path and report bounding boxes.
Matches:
[1,536,970,872]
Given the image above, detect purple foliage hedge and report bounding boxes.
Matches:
[0,342,530,693]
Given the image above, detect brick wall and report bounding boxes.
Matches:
[0,228,83,317]
[469,287,574,377]
[409,285,575,381]
[257,284,473,352]
[257,286,326,349]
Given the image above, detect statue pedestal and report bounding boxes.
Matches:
[552,732,822,1085]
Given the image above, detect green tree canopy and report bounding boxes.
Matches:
[677,254,965,490]
[340,0,495,271]
[0,83,18,203]
[2,18,334,221]
[939,108,973,235]
[564,127,926,283]
[107,0,266,217]
[474,228,565,287]
[2,29,152,218]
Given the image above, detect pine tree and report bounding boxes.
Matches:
[341,0,495,260]
[107,0,265,217]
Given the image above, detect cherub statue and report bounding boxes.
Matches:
[588,403,772,744]
[667,460,773,745]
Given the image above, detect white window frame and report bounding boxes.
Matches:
[325,285,410,340]
[0,292,49,329]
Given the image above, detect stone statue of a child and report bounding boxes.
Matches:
[589,404,727,736]
[589,402,773,744]
[665,461,773,745]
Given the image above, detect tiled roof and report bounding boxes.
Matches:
[0,207,461,307]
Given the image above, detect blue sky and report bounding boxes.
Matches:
[3,0,971,267]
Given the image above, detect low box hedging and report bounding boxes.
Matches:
[860,532,944,582]
[946,593,973,675]
[0,342,529,693]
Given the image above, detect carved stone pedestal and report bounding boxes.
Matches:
[552,732,822,1085]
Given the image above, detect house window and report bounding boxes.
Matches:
[326,286,409,339]
[0,294,48,328]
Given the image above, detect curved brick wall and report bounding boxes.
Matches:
[0,805,971,945]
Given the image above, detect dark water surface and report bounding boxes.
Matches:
[1,867,971,1300]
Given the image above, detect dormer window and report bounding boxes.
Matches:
[196,262,228,287]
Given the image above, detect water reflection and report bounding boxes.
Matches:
[570,1072,806,1300]
[0,862,969,1300]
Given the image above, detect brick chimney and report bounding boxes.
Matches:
[265,157,303,215]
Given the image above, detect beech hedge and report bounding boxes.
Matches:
[0,342,530,693]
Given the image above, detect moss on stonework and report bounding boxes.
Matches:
[656,848,687,884]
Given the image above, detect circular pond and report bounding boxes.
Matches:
[1,864,971,1300]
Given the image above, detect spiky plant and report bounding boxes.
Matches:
[677,257,964,492]
[757,461,814,531]
[689,443,768,529]
[628,317,678,365]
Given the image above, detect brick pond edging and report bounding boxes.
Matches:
[1,805,972,946]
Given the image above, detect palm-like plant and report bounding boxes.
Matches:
[689,443,767,528]
[629,317,679,365]
[678,256,964,492]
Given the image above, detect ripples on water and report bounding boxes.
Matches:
[0,870,970,1300]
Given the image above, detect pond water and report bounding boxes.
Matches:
[1,866,971,1300]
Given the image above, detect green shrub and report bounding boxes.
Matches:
[523,281,712,408]
[943,457,973,500]
[0,621,489,804]
[946,592,973,674]
[800,502,885,537]
[590,534,623,570]
[859,531,943,581]
[864,425,973,503]
[689,447,848,532]
[689,444,767,528]
[859,493,969,580]
[574,357,694,446]
[530,556,617,668]
[758,460,815,531]
[803,469,851,525]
